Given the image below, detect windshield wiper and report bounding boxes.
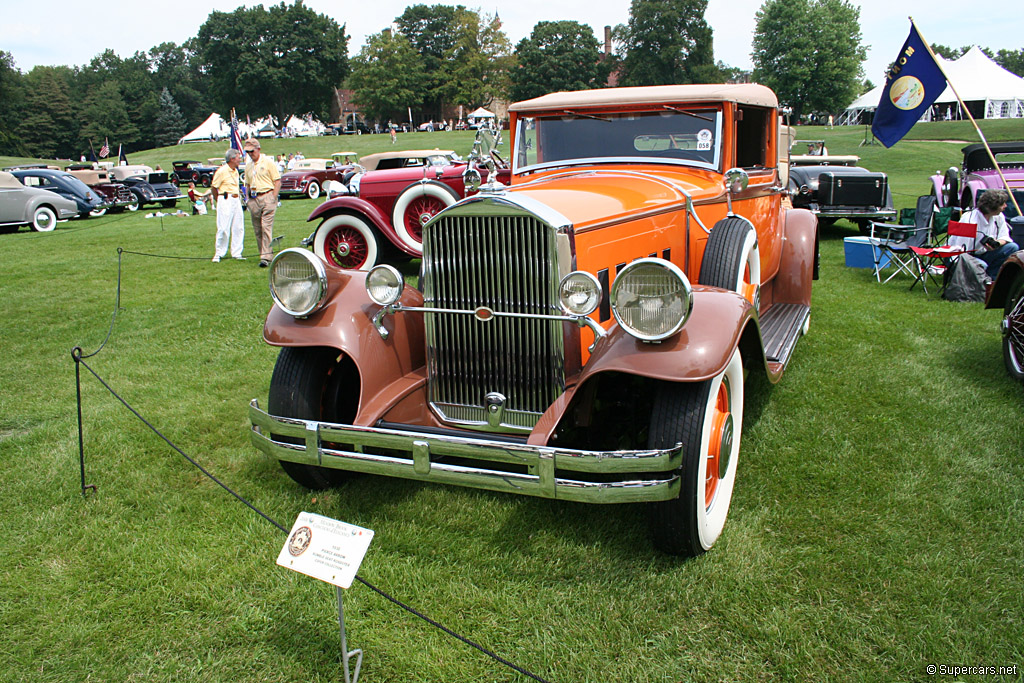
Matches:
[662,106,713,122]
[561,110,611,122]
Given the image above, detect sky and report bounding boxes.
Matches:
[2,0,1022,93]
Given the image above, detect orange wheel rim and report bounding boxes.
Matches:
[706,382,730,505]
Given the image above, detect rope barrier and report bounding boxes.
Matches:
[71,247,553,683]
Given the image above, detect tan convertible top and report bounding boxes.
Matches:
[509,84,778,112]
[359,149,456,171]
[0,171,23,189]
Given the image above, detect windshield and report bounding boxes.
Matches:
[514,108,722,173]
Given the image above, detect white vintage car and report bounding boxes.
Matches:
[0,171,79,232]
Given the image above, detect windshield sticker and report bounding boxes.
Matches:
[697,129,713,150]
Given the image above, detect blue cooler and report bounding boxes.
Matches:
[844,236,890,269]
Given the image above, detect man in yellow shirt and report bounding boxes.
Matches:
[243,138,281,267]
[210,148,245,262]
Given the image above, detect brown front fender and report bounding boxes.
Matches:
[530,287,761,444]
[262,269,426,425]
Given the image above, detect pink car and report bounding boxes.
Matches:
[930,142,1024,217]
[304,135,511,270]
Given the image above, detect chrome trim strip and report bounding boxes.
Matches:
[249,399,682,503]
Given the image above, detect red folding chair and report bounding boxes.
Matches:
[909,221,977,294]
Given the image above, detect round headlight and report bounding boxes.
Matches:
[269,248,328,317]
[558,271,601,316]
[611,259,693,341]
[366,264,404,306]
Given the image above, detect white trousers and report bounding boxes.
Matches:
[215,195,244,258]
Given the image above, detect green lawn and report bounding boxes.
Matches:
[1,122,1022,682]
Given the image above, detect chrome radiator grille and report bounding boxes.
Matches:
[422,212,564,432]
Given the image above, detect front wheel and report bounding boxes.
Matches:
[1002,272,1024,383]
[268,347,358,489]
[700,217,760,308]
[312,213,379,270]
[647,348,744,557]
[391,182,458,253]
[31,206,57,232]
[126,195,140,212]
[200,175,212,188]
[307,181,321,199]
[89,207,107,218]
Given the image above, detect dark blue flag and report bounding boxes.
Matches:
[872,23,947,148]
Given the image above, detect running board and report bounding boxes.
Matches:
[759,303,810,366]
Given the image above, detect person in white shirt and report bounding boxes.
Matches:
[949,189,1020,279]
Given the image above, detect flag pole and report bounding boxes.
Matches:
[912,17,1021,216]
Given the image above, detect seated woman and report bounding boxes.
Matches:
[951,188,1021,279]
[187,182,211,215]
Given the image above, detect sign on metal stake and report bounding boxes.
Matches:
[277,512,374,682]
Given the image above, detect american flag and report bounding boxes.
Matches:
[99,138,109,158]
[230,109,243,152]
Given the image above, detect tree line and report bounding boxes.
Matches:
[3,0,1019,160]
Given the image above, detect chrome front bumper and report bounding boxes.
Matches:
[249,399,682,504]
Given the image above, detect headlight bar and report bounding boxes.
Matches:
[372,302,607,351]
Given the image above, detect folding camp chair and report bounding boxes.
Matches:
[908,220,977,295]
[868,196,938,286]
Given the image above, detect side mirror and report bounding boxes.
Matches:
[724,168,749,216]
[724,168,749,194]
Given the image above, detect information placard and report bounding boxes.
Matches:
[277,512,373,589]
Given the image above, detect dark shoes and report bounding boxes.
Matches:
[259,259,270,268]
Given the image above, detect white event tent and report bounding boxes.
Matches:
[178,113,230,143]
[842,47,1024,125]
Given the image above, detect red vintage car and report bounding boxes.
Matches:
[304,139,511,269]
[66,166,139,213]
[279,158,355,200]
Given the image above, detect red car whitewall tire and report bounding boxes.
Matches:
[391,182,459,253]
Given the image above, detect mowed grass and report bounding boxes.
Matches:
[1,124,1023,683]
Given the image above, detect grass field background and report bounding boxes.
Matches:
[1,121,1022,682]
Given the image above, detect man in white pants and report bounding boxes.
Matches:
[210,148,245,262]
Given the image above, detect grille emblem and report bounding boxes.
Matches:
[484,392,506,428]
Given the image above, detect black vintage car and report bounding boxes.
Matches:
[6,166,109,218]
[109,165,182,208]
[171,160,217,187]
[787,143,896,230]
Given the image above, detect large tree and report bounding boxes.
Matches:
[511,21,605,101]
[396,5,513,117]
[77,81,141,150]
[149,41,208,130]
[347,31,426,123]
[439,11,514,111]
[154,88,187,147]
[752,0,866,119]
[197,1,349,125]
[17,67,77,158]
[995,48,1024,77]
[0,51,25,156]
[79,49,160,149]
[615,0,718,86]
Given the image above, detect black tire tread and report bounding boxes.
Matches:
[646,379,713,557]
[268,347,352,489]
[700,218,754,291]
[1003,272,1024,382]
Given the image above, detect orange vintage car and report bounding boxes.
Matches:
[249,84,818,557]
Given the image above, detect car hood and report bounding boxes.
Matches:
[498,167,721,230]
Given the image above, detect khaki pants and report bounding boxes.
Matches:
[248,192,276,261]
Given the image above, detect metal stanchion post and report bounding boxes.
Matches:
[336,586,363,683]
